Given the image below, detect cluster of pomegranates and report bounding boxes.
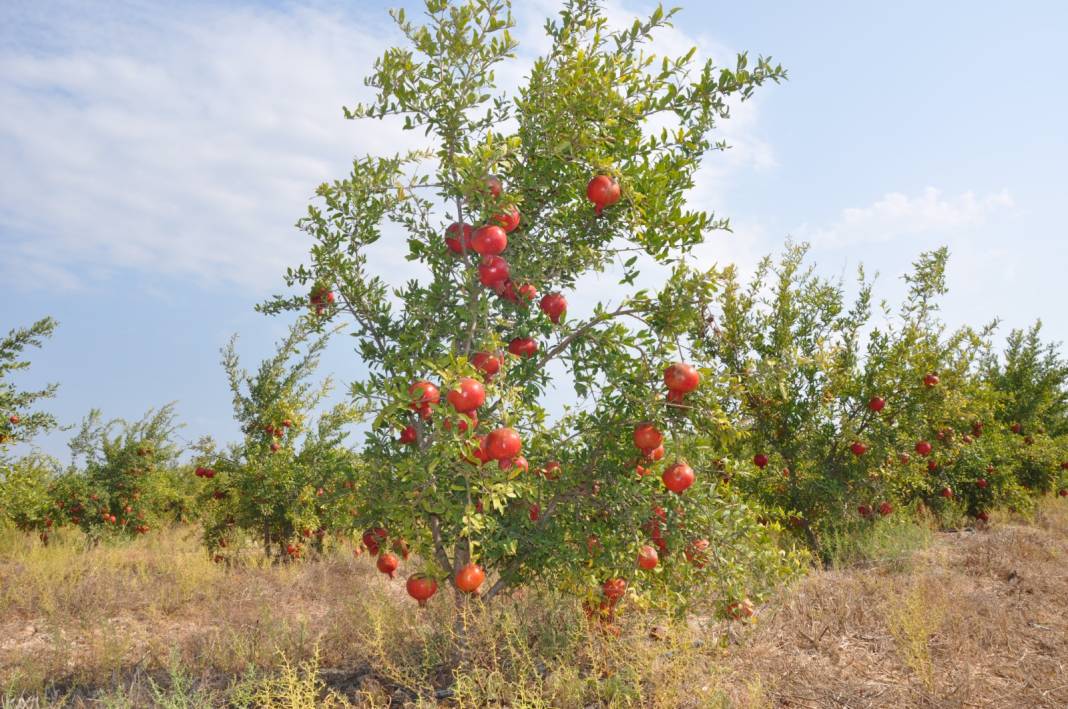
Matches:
[256,418,294,454]
[359,524,486,605]
[309,285,335,316]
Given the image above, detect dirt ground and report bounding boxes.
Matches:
[1,502,1066,707]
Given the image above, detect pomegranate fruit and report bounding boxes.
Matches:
[633,422,663,451]
[376,552,399,579]
[601,577,627,602]
[663,362,700,394]
[539,293,567,324]
[471,351,501,379]
[586,175,621,215]
[637,544,659,570]
[409,380,440,409]
[508,337,538,358]
[406,574,438,607]
[486,427,522,460]
[478,255,510,287]
[492,206,521,233]
[662,462,695,493]
[455,563,485,594]
[444,222,473,254]
[447,377,486,413]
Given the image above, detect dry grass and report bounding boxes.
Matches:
[716,498,1068,708]
[1,498,1067,707]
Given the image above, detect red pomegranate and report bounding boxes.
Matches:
[406,574,438,607]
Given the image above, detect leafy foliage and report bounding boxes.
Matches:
[0,317,59,453]
[199,322,360,561]
[261,0,794,608]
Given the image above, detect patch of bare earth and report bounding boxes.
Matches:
[717,507,1068,708]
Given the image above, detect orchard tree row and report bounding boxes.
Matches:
[3,0,1068,622]
[253,0,1068,617]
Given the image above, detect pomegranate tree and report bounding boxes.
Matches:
[261,0,793,611]
[697,244,999,562]
[198,323,360,561]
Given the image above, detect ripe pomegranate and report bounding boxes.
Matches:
[539,293,567,324]
[915,440,932,456]
[478,255,510,287]
[899,453,912,465]
[977,478,989,489]
[637,545,659,570]
[508,337,538,358]
[662,462,695,494]
[362,527,388,555]
[633,422,664,451]
[867,396,886,413]
[753,453,769,469]
[406,574,438,607]
[286,543,300,558]
[939,487,953,499]
[447,377,486,413]
[927,459,939,473]
[663,363,700,394]
[455,563,485,594]
[484,175,502,198]
[471,225,507,255]
[601,577,627,602]
[270,441,281,453]
[399,425,417,445]
[634,462,651,477]
[517,283,538,304]
[9,414,20,425]
[495,279,519,303]
[975,511,990,523]
[684,538,710,567]
[858,504,873,518]
[492,206,521,233]
[471,351,501,379]
[464,435,491,465]
[923,373,940,388]
[540,461,562,480]
[409,380,440,410]
[486,427,522,460]
[1010,423,1022,434]
[444,222,473,254]
[850,441,868,456]
[529,503,541,522]
[586,175,621,215]
[645,444,665,462]
[309,286,335,313]
[878,501,893,516]
[499,455,528,473]
[376,552,399,579]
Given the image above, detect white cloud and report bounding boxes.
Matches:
[0,0,774,295]
[0,2,416,292]
[796,187,1014,248]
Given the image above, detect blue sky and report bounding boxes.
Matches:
[3,0,1066,461]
